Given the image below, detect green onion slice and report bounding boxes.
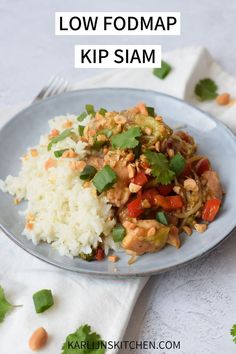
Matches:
[92,165,117,193]
[77,112,87,122]
[153,60,172,80]
[85,104,96,117]
[156,211,168,226]
[54,149,68,158]
[98,108,107,116]
[146,106,155,117]
[78,125,85,136]
[33,289,54,314]
[80,165,97,180]
[112,224,126,242]
[48,129,72,151]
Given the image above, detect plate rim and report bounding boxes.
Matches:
[1,87,236,277]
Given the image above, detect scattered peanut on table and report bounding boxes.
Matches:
[29,327,48,351]
[216,93,230,106]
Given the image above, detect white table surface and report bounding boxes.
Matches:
[1,1,236,353]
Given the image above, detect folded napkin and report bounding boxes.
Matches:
[0,46,236,354]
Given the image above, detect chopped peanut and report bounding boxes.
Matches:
[95,112,104,120]
[173,186,181,194]
[147,227,156,237]
[70,160,86,171]
[129,182,142,193]
[62,149,78,158]
[144,127,152,135]
[45,158,57,170]
[155,141,161,152]
[83,181,91,188]
[194,223,208,233]
[167,148,175,158]
[88,129,96,137]
[123,221,137,230]
[128,165,135,178]
[183,225,192,236]
[49,129,59,138]
[144,168,152,175]
[30,149,38,157]
[108,255,119,263]
[114,115,127,125]
[63,120,73,129]
[136,103,148,116]
[216,93,230,106]
[125,152,135,163]
[155,115,163,122]
[96,134,107,142]
[184,178,199,192]
[142,199,151,208]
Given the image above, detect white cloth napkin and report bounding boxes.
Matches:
[0,46,236,354]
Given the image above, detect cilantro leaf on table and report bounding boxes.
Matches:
[231,324,236,344]
[111,127,142,149]
[194,78,218,101]
[145,150,175,185]
[0,286,13,323]
[61,324,105,354]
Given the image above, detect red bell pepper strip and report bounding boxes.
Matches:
[166,196,184,210]
[142,188,159,206]
[155,195,184,211]
[94,247,105,261]
[158,184,173,196]
[127,197,144,218]
[202,198,221,222]
[195,158,211,176]
[131,172,148,186]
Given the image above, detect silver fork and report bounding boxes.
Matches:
[32,76,69,103]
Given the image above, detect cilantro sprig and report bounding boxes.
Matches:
[111,127,142,149]
[144,151,186,185]
[0,286,13,323]
[145,150,175,185]
[231,324,236,344]
[0,286,22,323]
[61,324,105,354]
[194,78,218,101]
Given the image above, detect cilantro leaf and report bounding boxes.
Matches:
[61,324,105,354]
[169,153,186,176]
[111,127,142,149]
[0,286,13,323]
[194,78,218,101]
[145,150,175,185]
[231,324,236,344]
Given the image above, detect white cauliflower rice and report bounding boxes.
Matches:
[0,114,117,257]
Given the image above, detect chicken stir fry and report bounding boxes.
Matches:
[51,103,223,261]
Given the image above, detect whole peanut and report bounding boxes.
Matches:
[29,327,48,351]
[216,93,230,105]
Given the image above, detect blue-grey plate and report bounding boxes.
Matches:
[0,88,236,277]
